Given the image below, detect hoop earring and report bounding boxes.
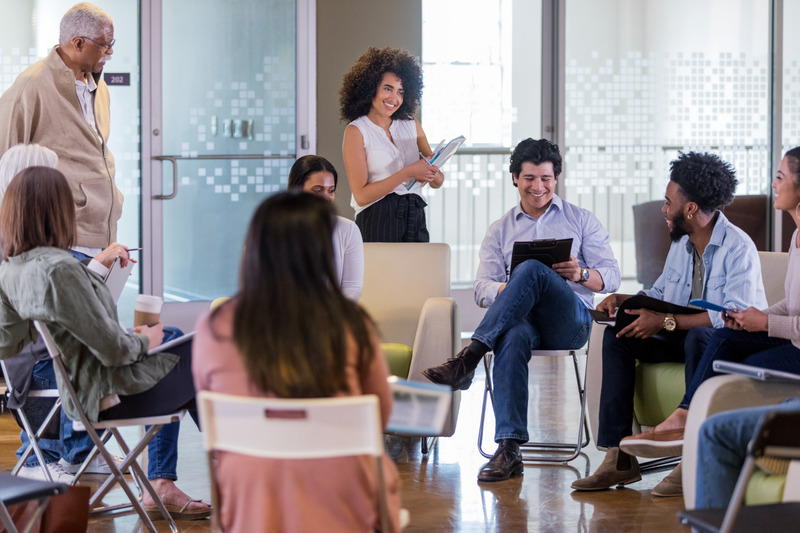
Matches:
[687,212,693,220]
[795,202,800,219]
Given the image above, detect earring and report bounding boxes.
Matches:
[795,202,800,219]
[687,212,693,220]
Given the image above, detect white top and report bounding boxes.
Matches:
[348,116,423,215]
[766,229,800,348]
[333,216,364,301]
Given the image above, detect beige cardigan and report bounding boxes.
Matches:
[0,46,122,248]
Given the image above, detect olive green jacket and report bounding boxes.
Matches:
[0,247,177,421]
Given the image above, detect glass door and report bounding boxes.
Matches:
[144,0,311,326]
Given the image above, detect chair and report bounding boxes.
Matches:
[0,472,68,533]
[682,374,800,510]
[0,359,62,482]
[197,391,402,532]
[360,243,461,453]
[33,321,186,533]
[586,251,790,460]
[678,410,800,533]
[477,346,590,463]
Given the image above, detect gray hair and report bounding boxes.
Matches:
[0,144,59,201]
[59,3,113,46]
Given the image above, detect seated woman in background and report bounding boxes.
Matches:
[288,154,364,300]
[192,191,401,532]
[0,166,210,520]
[621,146,800,458]
[341,46,443,242]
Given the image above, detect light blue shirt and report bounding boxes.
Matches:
[643,211,767,328]
[474,195,621,308]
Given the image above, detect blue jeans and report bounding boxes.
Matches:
[680,328,800,409]
[473,260,592,443]
[17,361,94,466]
[696,398,800,508]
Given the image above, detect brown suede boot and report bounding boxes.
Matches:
[651,462,683,497]
[571,447,642,491]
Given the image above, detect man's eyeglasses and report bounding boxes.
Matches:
[82,36,115,53]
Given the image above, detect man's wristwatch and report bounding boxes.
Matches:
[577,267,590,283]
[663,313,677,332]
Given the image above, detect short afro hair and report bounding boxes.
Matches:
[669,152,737,213]
[509,138,562,186]
[339,47,423,123]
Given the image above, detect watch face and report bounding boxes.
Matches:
[664,317,677,331]
[583,268,590,281]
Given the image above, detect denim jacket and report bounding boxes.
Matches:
[643,212,767,328]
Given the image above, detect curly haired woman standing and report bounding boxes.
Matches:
[340,47,443,242]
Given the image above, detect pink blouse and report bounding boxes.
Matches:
[192,301,401,532]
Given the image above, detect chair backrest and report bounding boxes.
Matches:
[360,243,451,347]
[759,251,789,307]
[196,391,384,459]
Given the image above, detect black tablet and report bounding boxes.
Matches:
[510,238,573,274]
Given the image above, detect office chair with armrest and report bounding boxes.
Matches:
[33,321,186,533]
[360,243,461,453]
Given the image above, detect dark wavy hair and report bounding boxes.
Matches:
[213,190,376,398]
[508,138,563,186]
[785,146,800,187]
[339,47,423,122]
[287,155,338,189]
[669,152,737,213]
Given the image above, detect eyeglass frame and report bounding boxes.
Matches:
[81,35,115,53]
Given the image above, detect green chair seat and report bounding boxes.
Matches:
[746,470,787,505]
[382,343,413,378]
[633,361,686,428]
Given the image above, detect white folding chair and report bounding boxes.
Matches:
[0,472,68,533]
[197,391,400,532]
[33,321,186,533]
[478,347,590,463]
[0,359,62,481]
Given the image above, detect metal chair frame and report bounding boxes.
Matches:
[478,348,590,463]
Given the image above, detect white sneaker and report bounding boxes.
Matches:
[18,462,75,484]
[59,454,129,474]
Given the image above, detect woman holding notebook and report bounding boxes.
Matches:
[341,46,443,242]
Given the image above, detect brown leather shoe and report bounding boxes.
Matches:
[619,428,684,458]
[422,346,477,390]
[477,440,524,482]
[652,462,683,497]
[571,447,641,491]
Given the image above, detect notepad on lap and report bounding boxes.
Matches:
[510,238,573,274]
[385,377,451,436]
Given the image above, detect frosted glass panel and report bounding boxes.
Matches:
[0,0,141,325]
[160,0,296,301]
[784,1,800,155]
[565,0,770,280]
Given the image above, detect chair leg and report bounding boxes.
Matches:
[477,351,591,463]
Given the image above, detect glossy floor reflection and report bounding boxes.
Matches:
[1,355,690,532]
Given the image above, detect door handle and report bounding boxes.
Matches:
[153,156,178,200]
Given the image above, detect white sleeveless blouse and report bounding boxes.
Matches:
[348,116,424,215]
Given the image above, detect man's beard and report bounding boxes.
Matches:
[669,213,688,242]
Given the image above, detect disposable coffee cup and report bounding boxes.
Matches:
[134,294,163,327]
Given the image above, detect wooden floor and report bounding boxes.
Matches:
[1,356,690,532]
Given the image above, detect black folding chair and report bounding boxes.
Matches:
[0,471,67,533]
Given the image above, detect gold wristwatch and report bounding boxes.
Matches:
[663,313,677,332]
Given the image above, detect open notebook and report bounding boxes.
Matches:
[385,377,451,436]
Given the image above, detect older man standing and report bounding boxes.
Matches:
[0,2,121,257]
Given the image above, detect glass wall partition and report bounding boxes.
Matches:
[422,0,542,284]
